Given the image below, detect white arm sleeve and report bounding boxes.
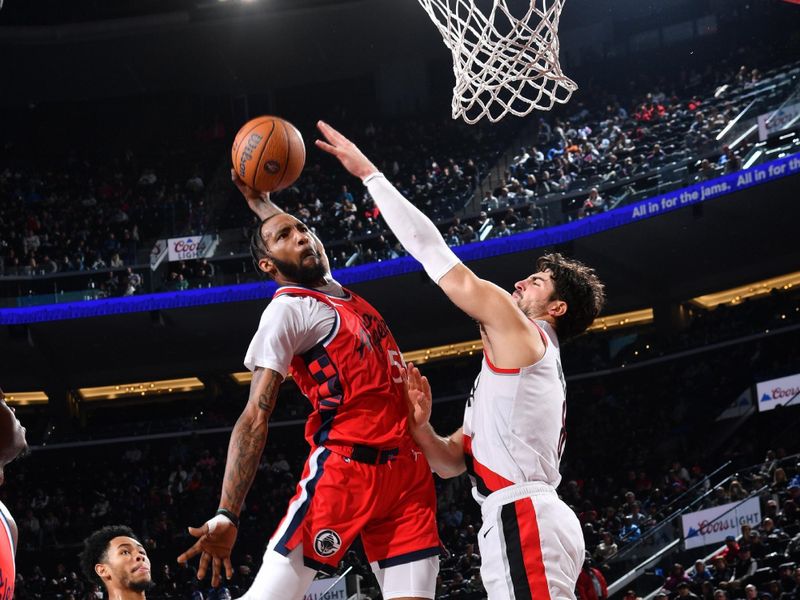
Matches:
[364,172,461,284]
[243,296,336,378]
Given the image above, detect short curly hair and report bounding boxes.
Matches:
[79,525,140,588]
[536,253,605,340]
[249,214,281,278]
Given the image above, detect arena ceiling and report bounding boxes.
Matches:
[0,0,698,27]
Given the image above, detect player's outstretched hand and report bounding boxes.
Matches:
[231,168,274,220]
[177,516,238,588]
[315,121,379,181]
[404,362,433,433]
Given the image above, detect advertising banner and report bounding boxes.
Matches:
[756,373,800,412]
[304,576,347,600]
[758,103,800,141]
[167,236,209,261]
[682,496,761,550]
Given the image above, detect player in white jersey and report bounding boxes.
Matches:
[316,121,606,600]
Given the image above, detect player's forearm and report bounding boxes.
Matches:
[411,423,466,479]
[250,195,284,221]
[219,411,269,515]
[364,174,461,284]
[219,368,281,514]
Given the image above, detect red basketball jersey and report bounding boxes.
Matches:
[0,503,15,600]
[273,286,410,448]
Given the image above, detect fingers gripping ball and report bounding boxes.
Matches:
[231,116,306,193]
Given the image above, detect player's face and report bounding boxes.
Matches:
[259,214,327,285]
[512,269,562,319]
[0,391,28,483]
[100,537,153,592]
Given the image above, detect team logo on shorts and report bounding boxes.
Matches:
[313,529,342,557]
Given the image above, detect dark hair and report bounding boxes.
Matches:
[79,525,140,587]
[249,214,281,278]
[536,253,605,340]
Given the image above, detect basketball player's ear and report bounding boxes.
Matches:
[95,562,111,583]
[549,300,567,318]
[258,257,276,278]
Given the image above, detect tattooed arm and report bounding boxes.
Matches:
[177,367,282,586]
[219,366,282,514]
[232,168,283,221]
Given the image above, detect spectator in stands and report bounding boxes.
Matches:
[620,491,638,515]
[788,467,800,490]
[619,514,642,543]
[665,564,692,592]
[692,560,713,587]
[788,483,800,506]
[727,545,758,591]
[719,146,743,174]
[699,581,716,600]
[781,499,798,529]
[594,530,618,562]
[698,159,718,181]
[711,556,733,588]
[747,530,768,559]
[456,542,480,577]
[774,468,790,491]
[719,536,740,561]
[582,188,605,217]
[761,451,779,479]
[677,580,702,600]
[729,480,748,501]
[576,554,608,600]
[761,517,789,542]
[493,219,512,237]
[766,499,781,521]
[630,502,650,529]
[777,564,797,598]
[481,190,498,212]
[124,268,143,296]
[648,144,667,162]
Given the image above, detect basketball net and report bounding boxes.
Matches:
[417,0,577,124]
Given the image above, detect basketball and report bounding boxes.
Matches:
[231,116,306,193]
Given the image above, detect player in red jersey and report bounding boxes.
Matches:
[0,388,29,600]
[178,172,440,600]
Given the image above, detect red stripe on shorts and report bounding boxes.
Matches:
[514,498,551,600]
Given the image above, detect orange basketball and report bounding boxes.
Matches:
[231,116,306,193]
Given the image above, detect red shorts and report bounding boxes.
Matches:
[268,444,440,573]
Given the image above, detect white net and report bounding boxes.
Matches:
[417,0,577,124]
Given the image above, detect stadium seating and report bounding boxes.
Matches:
[6,281,799,599]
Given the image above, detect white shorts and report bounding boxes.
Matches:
[237,544,438,600]
[477,482,585,600]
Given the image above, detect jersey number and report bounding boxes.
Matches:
[388,348,404,384]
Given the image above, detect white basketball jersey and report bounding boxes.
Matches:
[462,320,567,504]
